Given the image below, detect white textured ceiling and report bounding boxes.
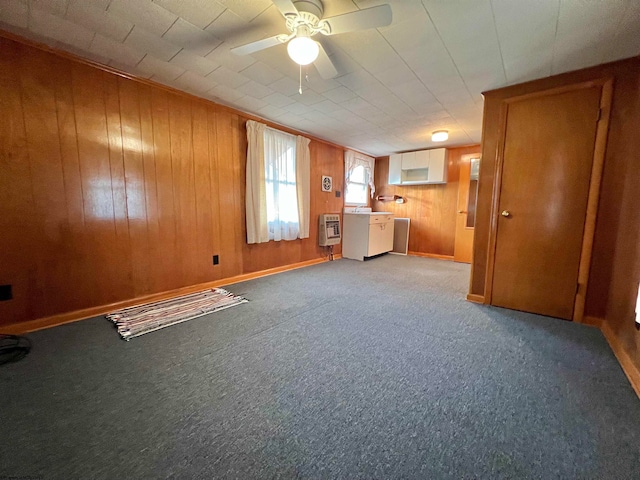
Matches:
[1,0,639,156]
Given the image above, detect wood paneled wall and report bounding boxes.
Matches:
[373,146,480,257]
[470,56,640,373]
[0,36,344,327]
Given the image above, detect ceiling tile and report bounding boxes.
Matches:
[29,5,94,50]
[257,104,287,120]
[173,70,217,94]
[138,54,185,81]
[124,26,181,62]
[29,0,69,17]
[305,73,341,94]
[312,100,341,114]
[162,18,221,56]
[283,102,311,116]
[267,76,300,95]
[263,92,295,108]
[153,0,226,29]
[605,1,640,61]
[240,61,284,85]
[108,0,177,37]
[235,79,274,98]
[289,90,324,106]
[205,42,256,71]
[205,7,264,48]
[90,33,145,67]
[322,86,357,103]
[215,0,271,22]
[209,83,244,102]
[248,4,287,37]
[170,49,219,76]
[491,0,558,59]
[552,0,629,74]
[65,2,133,43]
[2,0,29,29]
[206,65,249,88]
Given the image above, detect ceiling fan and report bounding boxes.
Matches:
[230,0,393,80]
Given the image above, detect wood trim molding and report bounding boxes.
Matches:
[483,100,510,304]
[466,294,485,304]
[573,78,614,322]
[408,252,454,261]
[0,29,373,158]
[600,321,640,399]
[582,316,603,328]
[0,256,334,335]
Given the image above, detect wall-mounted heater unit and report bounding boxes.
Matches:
[319,214,341,246]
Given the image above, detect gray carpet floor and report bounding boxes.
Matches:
[1,255,639,479]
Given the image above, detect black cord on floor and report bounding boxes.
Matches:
[0,334,31,365]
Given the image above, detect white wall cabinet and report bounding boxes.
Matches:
[389,154,402,185]
[387,148,448,186]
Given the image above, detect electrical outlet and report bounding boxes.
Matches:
[335,190,341,197]
[0,285,12,301]
[213,255,219,265]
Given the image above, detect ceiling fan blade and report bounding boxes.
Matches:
[271,0,298,18]
[314,42,338,79]
[320,4,392,35]
[230,35,289,56]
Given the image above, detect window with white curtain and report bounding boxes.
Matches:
[245,120,310,245]
[345,165,368,205]
[264,128,299,241]
[344,149,375,206]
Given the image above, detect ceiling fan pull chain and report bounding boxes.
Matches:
[299,64,303,95]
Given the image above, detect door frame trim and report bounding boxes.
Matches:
[454,152,481,263]
[483,78,614,322]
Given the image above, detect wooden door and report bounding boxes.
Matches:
[490,86,603,320]
[454,154,480,263]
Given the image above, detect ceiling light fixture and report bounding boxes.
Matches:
[432,130,449,142]
[287,27,319,65]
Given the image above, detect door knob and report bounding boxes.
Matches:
[458,210,467,214]
[501,210,511,217]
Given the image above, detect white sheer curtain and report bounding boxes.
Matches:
[246,121,311,243]
[345,149,375,199]
[246,120,269,244]
[296,135,311,239]
[264,127,299,241]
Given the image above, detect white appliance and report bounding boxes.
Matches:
[319,214,341,246]
[342,212,394,261]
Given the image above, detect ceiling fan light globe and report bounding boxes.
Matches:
[287,36,319,65]
[431,130,449,142]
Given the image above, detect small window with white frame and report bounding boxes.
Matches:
[344,150,375,206]
[345,165,369,205]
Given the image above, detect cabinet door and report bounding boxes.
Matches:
[415,150,430,168]
[367,221,394,256]
[401,151,417,169]
[402,151,429,170]
[427,148,447,183]
[388,154,402,185]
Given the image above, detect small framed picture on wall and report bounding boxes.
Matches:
[322,175,333,192]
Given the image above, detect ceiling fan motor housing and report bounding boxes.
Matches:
[286,0,328,35]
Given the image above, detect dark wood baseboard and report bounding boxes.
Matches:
[0,256,338,335]
[599,320,640,399]
[466,294,485,304]
[408,251,454,261]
